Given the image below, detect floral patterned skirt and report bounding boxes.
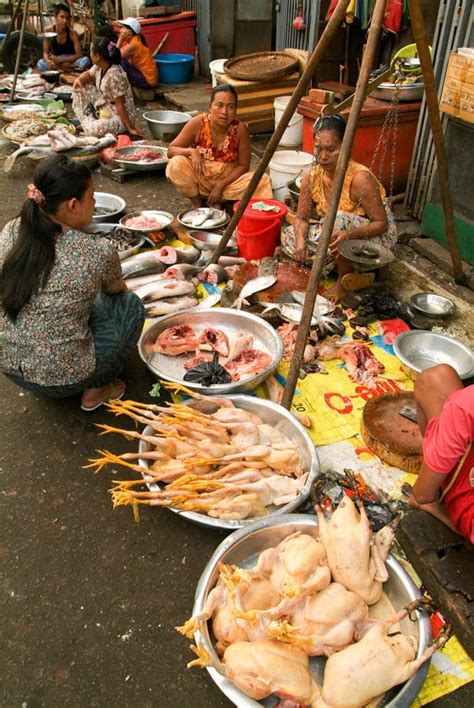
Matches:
[281,203,397,271]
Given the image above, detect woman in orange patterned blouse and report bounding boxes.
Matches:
[284,115,396,300]
[166,84,272,208]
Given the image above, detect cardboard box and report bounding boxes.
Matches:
[440,52,474,124]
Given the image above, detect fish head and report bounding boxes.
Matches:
[240,275,277,300]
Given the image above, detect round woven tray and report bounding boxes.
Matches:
[224,52,299,82]
[360,392,423,475]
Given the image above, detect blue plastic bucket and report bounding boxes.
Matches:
[154,53,194,84]
[0,33,6,42]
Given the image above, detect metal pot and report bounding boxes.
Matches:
[143,109,192,141]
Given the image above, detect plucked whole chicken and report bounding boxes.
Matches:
[179,497,448,707]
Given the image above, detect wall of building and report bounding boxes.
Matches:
[211,0,234,60]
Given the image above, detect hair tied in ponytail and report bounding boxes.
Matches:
[26,183,46,207]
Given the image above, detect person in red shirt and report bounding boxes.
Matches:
[409,364,474,543]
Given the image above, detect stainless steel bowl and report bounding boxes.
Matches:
[41,70,60,83]
[138,308,284,395]
[393,330,473,381]
[92,192,126,223]
[371,81,424,102]
[83,222,145,261]
[409,292,456,319]
[138,399,319,529]
[143,109,192,141]
[112,144,168,172]
[186,230,224,250]
[120,210,174,233]
[192,515,432,707]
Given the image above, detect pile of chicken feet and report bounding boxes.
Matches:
[178,494,449,707]
[85,384,307,522]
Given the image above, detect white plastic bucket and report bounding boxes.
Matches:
[209,59,227,87]
[274,95,303,147]
[269,149,313,202]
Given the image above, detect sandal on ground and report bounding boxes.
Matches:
[80,380,126,412]
[341,272,375,291]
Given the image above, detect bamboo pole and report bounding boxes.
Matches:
[10,0,30,103]
[209,0,351,264]
[281,0,388,410]
[407,0,465,284]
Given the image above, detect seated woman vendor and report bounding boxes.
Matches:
[409,364,473,544]
[38,3,91,73]
[166,84,272,208]
[116,17,158,90]
[0,156,145,412]
[72,37,142,138]
[286,114,396,300]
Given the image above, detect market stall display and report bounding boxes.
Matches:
[180,514,436,707]
[87,394,318,528]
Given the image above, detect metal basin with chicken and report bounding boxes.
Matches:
[192,515,432,706]
[139,308,284,395]
[138,400,319,530]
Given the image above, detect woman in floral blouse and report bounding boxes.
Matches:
[166,84,272,208]
[72,36,142,138]
[0,156,145,411]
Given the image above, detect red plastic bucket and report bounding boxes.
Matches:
[234,198,288,233]
[237,218,281,260]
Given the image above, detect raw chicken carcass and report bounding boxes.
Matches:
[317,607,443,708]
[271,582,369,656]
[153,324,199,355]
[316,494,395,605]
[224,348,273,381]
[226,331,254,360]
[338,342,384,388]
[189,638,321,705]
[251,532,330,597]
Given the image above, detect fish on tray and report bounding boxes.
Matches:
[145,296,198,318]
[174,245,201,264]
[135,279,195,303]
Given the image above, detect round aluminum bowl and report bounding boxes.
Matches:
[192,514,432,707]
[186,230,224,250]
[41,70,60,84]
[371,81,424,102]
[143,109,192,141]
[120,210,174,233]
[83,222,144,261]
[138,398,319,529]
[112,144,168,172]
[92,192,126,223]
[138,308,284,395]
[409,292,456,319]
[393,330,473,381]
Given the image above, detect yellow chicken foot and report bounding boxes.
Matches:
[84,450,142,474]
[95,423,138,441]
[175,618,202,639]
[187,644,215,670]
[266,620,310,648]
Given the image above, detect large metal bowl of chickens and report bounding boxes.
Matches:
[393,330,473,381]
[138,308,284,395]
[192,514,432,707]
[138,399,319,530]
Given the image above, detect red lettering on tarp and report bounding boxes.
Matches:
[324,392,353,414]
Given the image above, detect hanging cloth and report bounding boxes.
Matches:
[326,0,358,24]
[383,0,404,35]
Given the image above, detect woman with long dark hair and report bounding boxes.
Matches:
[72,36,141,138]
[0,156,145,411]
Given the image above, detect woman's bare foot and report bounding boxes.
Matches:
[323,280,347,303]
[80,379,126,412]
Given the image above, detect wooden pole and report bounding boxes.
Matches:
[209,0,351,264]
[10,0,29,103]
[281,0,388,410]
[407,0,465,284]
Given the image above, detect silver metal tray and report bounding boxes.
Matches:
[138,398,319,529]
[192,515,432,707]
[112,144,168,172]
[178,207,230,230]
[83,222,145,261]
[393,330,473,381]
[138,308,284,395]
[120,210,174,233]
[371,81,424,102]
[409,292,456,319]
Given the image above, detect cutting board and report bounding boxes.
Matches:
[231,259,311,303]
[361,392,423,474]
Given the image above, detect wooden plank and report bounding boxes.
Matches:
[246,118,275,134]
[217,74,299,94]
[138,5,181,18]
[237,88,294,109]
[397,510,474,656]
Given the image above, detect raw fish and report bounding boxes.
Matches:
[121,251,167,279]
[174,245,201,264]
[232,276,277,310]
[134,279,195,302]
[217,255,246,267]
[155,246,177,264]
[291,291,333,316]
[198,264,229,285]
[146,296,198,318]
[193,293,222,309]
[163,263,199,280]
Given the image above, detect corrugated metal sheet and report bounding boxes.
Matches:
[275,0,321,52]
[405,0,474,219]
[182,0,212,76]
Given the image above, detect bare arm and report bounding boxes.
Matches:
[42,36,52,63]
[73,69,93,91]
[167,115,202,158]
[347,171,388,239]
[115,95,142,137]
[408,462,458,533]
